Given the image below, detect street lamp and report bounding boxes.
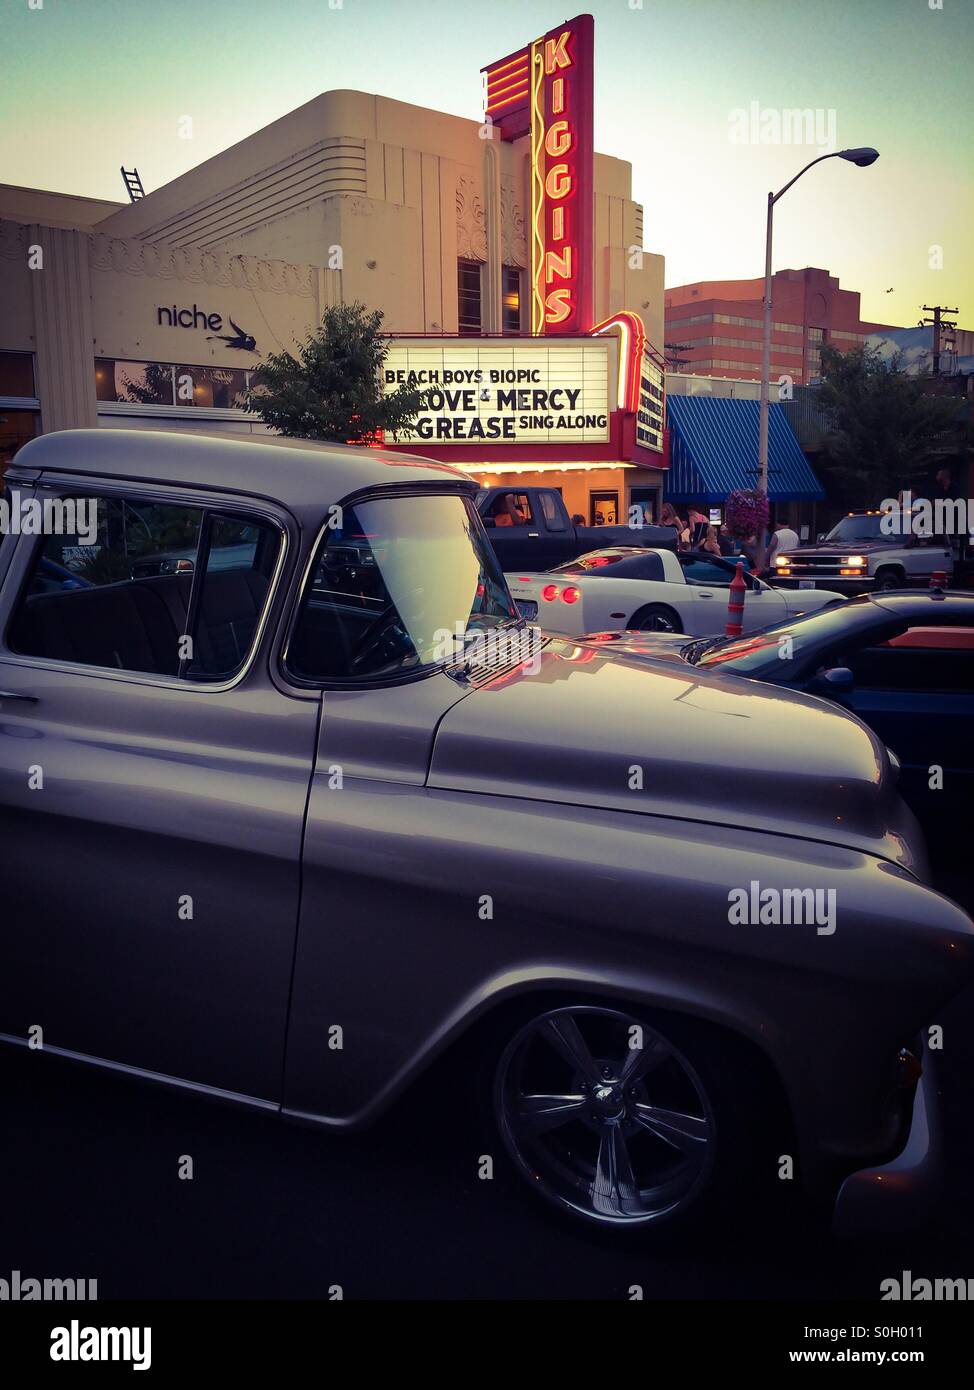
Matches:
[756,146,879,567]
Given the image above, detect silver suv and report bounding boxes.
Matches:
[773,510,954,593]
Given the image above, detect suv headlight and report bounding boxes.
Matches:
[843,555,866,566]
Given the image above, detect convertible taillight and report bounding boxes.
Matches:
[541,584,559,602]
[561,586,581,604]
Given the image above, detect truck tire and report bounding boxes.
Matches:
[628,604,682,634]
[873,567,905,592]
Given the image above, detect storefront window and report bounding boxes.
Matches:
[96,360,175,405]
[0,409,39,474]
[629,486,660,525]
[0,352,35,398]
[458,259,482,336]
[590,491,619,526]
[502,266,522,335]
[174,365,250,409]
[95,359,253,409]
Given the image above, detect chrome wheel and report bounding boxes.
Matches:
[495,1006,715,1227]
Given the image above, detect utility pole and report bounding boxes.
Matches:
[920,305,958,375]
[664,342,692,371]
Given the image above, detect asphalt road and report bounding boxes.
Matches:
[2,860,972,1302]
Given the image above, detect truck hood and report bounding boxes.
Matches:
[429,638,925,874]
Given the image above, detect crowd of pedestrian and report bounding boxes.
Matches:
[656,503,803,575]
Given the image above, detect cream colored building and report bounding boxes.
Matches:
[0,88,666,519]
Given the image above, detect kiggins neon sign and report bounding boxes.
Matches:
[528,15,594,336]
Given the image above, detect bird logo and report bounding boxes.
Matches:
[207,317,257,351]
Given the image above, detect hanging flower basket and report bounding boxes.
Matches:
[725,488,769,540]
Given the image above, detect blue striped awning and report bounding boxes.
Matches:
[665,395,825,504]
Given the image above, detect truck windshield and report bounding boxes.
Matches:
[288,492,519,681]
[824,515,892,543]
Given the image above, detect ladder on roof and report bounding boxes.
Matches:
[120,167,145,202]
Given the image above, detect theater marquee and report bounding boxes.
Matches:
[383,339,610,444]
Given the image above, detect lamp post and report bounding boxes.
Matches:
[756,146,879,570]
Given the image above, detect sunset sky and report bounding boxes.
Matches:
[2,0,970,325]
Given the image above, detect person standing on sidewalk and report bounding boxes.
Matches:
[767,519,801,571]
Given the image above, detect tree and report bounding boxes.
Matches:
[245,302,428,443]
[815,344,967,508]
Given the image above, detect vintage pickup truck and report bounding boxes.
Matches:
[476,484,676,571]
[1,428,971,1235]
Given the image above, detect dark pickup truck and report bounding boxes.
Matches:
[476,486,677,571]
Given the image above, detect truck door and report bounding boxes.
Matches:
[0,477,318,1103]
[480,489,543,572]
[535,489,578,568]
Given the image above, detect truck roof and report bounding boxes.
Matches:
[9,429,475,521]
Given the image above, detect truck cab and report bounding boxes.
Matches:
[476,485,677,571]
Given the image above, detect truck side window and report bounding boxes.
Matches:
[484,492,533,528]
[7,491,278,681]
[539,491,567,532]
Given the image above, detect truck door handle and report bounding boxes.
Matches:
[529,532,539,537]
[0,690,38,702]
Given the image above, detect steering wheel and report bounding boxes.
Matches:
[351,588,426,674]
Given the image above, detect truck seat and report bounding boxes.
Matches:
[9,569,269,679]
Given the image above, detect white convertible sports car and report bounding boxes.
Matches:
[506,547,846,637]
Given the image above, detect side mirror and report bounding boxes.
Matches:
[816,532,826,542]
[810,666,854,696]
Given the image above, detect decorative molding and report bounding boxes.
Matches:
[456,172,487,262]
[501,176,528,269]
[87,232,317,298]
[130,138,367,249]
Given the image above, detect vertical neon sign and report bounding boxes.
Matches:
[529,15,594,336]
